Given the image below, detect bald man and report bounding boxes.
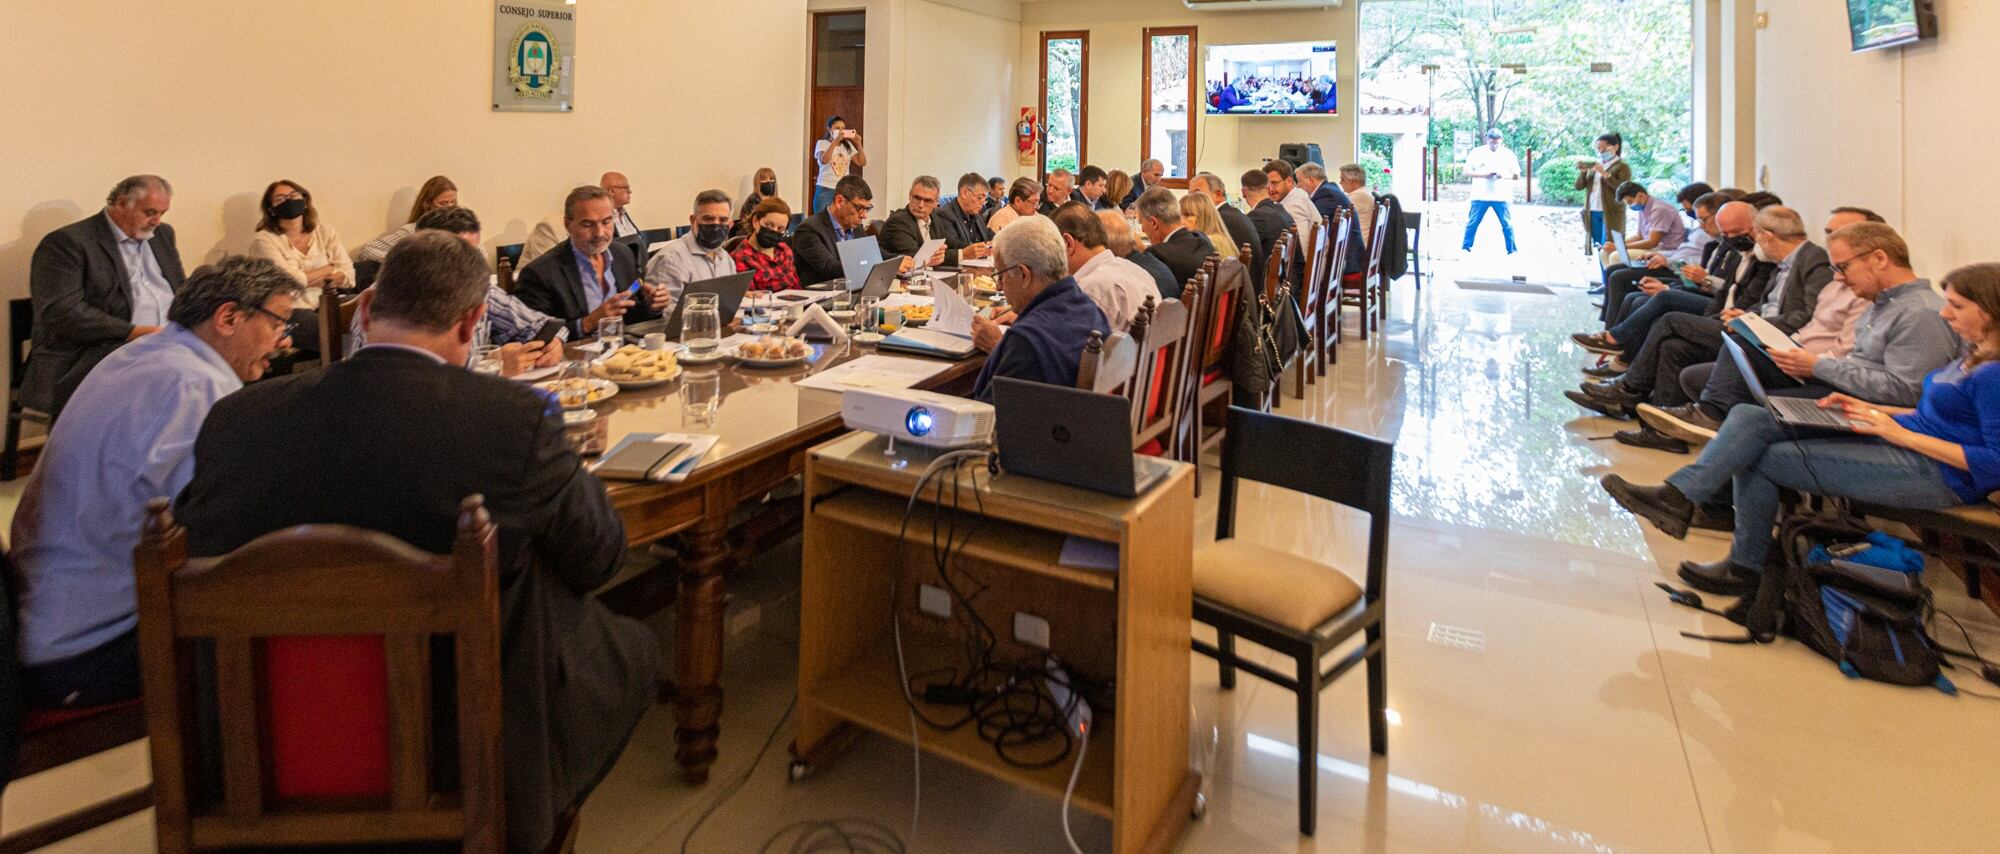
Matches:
[601,171,644,245]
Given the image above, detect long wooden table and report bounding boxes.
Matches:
[588,337,983,783]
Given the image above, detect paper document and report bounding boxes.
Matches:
[913,238,949,269]
[929,279,976,337]
[795,355,952,392]
[959,255,994,269]
[881,327,976,358]
[1730,313,1799,353]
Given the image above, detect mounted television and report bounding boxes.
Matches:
[1204,41,1337,116]
[1847,0,1938,53]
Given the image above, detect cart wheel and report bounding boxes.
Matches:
[1192,792,1207,819]
[789,759,814,782]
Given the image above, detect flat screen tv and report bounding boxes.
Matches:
[1847,0,1937,53]
[1204,41,1337,117]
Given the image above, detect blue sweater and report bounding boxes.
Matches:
[972,277,1110,402]
[1893,358,2000,503]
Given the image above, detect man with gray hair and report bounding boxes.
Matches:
[1038,168,1077,216]
[1299,162,1368,275]
[882,176,960,267]
[12,256,300,709]
[987,177,1046,234]
[1099,209,1179,300]
[1191,172,1264,285]
[26,174,187,420]
[644,189,739,314]
[969,216,1109,401]
[1123,158,1166,208]
[176,231,658,853]
[514,185,653,337]
[1137,186,1218,293]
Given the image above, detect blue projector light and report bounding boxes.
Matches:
[905,406,935,437]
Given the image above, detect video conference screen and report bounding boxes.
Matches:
[1204,41,1338,117]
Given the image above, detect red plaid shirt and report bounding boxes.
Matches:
[730,242,799,292]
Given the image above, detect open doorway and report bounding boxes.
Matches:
[807,11,865,208]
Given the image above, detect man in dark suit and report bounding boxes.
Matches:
[1098,211,1178,301]
[511,185,655,338]
[26,175,187,421]
[1075,165,1111,211]
[1134,187,1217,294]
[1037,168,1077,217]
[790,175,877,286]
[1299,163,1368,277]
[1122,159,1165,209]
[934,173,996,261]
[880,175,960,268]
[1192,173,1263,285]
[175,232,657,854]
[1242,169,1299,287]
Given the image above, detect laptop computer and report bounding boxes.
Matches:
[1608,229,1633,267]
[837,235,885,288]
[636,271,754,341]
[853,255,907,299]
[1722,335,1854,432]
[992,377,1172,498]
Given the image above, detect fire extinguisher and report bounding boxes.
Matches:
[1016,107,1040,166]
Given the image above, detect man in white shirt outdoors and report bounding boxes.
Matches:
[1051,202,1153,333]
[1462,128,1521,254]
[602,171,641,238]
[644,189,738,315]
[11,256,301,709]
[1262,159,1324,234]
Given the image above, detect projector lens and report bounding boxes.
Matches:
[905,406,934,437]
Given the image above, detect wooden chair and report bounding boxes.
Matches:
[1333,208,1376,341]
[1130,297,1192,460]
[1260,232,1296,411]
[1368,205,1397,326]
[1293,223,1333,390]
[1191,407,1392,836]
[0,550,152,854]
[1403,209,1424,289]
[1186,256,1252,464]
[1076,330,1139,396]
[495,244,525,293]
[134,496,505,854]
[1847,501,1999,600]
[640,227,675,248]
[1321,209,1353,356]
[3,298,48,481]
[316,285,365,368]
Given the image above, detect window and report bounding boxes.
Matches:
[1041,31,1089,177]
[1143,26,1198,188]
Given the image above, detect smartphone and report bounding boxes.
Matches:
[531,319,565,345]
[624,281,646,301]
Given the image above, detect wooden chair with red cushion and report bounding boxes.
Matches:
[1076,329,1139,397]
[1130,297,1192,461]
[1330,208,1375,342]
[133,496,505,854]
[1185,255,1251,467]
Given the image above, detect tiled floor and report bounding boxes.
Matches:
[7,220,2000,853]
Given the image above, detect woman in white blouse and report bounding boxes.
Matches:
[247,179,352,353]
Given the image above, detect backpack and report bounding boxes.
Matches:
[1670,516,1954,692]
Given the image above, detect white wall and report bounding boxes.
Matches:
[0,0,810,381]
[1755,0,1993,271]
[1014,0,1359,201]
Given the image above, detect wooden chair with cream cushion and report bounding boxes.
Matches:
[1191,406,1391,836]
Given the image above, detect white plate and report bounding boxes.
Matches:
[534,377,620,409]
[592,363,682,389]
[853,332,885,344]
[731,344,811,367]
[678,347,729,364]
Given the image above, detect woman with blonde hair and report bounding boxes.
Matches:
[737,167,779,235]
[1181,192,1239,259]
[1104,170,1134,214]
[356,175,458,262]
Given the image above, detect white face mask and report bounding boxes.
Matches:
[1599,150,1615,163]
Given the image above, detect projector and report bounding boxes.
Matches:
[841,388,994,449]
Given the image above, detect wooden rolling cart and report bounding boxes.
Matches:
[793,432,1198,854]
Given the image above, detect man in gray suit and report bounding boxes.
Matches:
[25,175,186,421]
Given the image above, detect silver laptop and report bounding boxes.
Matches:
[1609,229,1633,267]
[993,378,1171,498]
[1723,335,1853,432]
[837,235,885,288]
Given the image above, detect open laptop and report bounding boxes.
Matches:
[836,235,885,289]
[853,254,906,299]
[1608,228,1633,267]
[1722,335,1854,432]
[634,271,754,341]
[992,377,1172,498]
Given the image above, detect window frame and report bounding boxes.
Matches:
[1141,25,1199,190]
[1039,30,1090,180]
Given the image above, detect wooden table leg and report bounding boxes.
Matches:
[673,506,731,784]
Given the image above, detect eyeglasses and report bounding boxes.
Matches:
[910,195,939,205]
[241,303,296,338]
[850,201,875,215]
[1830,256,1861,276]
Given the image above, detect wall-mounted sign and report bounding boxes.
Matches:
[494,2,575,112]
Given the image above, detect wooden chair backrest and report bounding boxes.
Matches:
[1365,203,1395,284]
[494,244,524,294]
[134,497,504,854]
[1262,229,1292,307]
[1077,330,1140,396]
[1296,222,1330,325]
[1327,208,1352,284]
[1131,297,1192,452]
[1190,255,1249,379]
[316,286,364,368]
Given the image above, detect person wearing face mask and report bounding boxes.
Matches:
[645,190,740,315]
[1598,189,1734,327]
[737,167,781,236]
[812,116,867,215]
[1604,183,1687,269]
[730,196,800,292]
[1577,133,1632,295]
[248,179,353,356]
[1575,199,1756,359]
[881,176,958,268]
[25,174,187,423]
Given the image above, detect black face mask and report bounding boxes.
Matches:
[759,181,777,197]
[271,198,308,220]
[695,223,731,250]
[1723,233,1755,253]
[755,227,786,249]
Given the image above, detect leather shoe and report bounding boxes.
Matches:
[1613,427,1690,454]
[1581,380,1644,406]
[1638,402,1723,443]
[1581,363,1624,380]
[1677,558,1760,596]
[1691,502,1734,533]
[1600,475,1695,538]
[1570,331,1621,355]
[1564,389,1631,418]
[1587,283,1606,295]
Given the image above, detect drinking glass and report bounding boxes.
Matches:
[557,360,591,408]
[597,315,624,353]
[683,293,722,357]
[471,345,503,377]
[853,296,877,333]
[682,370,721,427]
